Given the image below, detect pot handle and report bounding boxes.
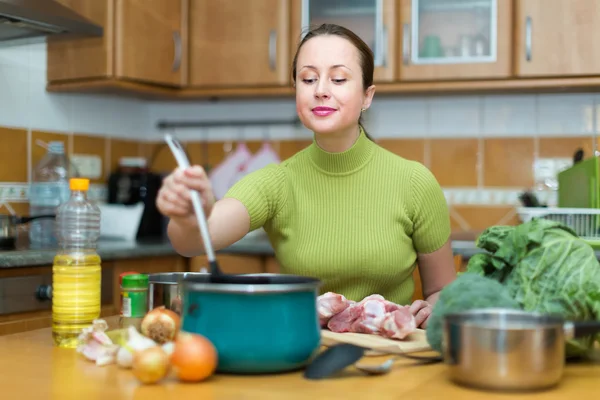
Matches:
[565,321,600,339]
[18,214,56,224]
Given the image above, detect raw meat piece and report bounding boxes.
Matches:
[317,292,354,327]
[325,294,417,340]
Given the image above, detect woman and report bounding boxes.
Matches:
[156,24,456,328]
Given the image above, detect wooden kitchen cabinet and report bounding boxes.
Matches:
[189,0,291,88]
[0,255,188,336]
[47,0,188,87]
[290,0,397,83]
[514,0,600,78]
[398,0,513,81]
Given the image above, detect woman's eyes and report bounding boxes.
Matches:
[301,78,346,84]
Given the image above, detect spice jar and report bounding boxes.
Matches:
[119,273,149,330]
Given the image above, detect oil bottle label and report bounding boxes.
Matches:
[121,291,147,318]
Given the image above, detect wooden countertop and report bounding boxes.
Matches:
[2,317,600,399]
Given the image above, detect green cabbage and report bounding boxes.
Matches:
[466,218,600,357]
[426,272,521,353]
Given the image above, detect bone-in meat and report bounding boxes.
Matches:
[318,293,417,340]
[317,292,355,327]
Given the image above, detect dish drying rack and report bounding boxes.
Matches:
[517,207,600,248]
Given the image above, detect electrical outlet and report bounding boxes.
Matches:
[533,157,572,188]
[71,154,102,180]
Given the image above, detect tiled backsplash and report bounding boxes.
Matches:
[0,41,597,231]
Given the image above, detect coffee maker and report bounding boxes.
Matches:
[107,157,166,240]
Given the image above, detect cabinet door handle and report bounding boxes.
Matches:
[525,16,532,62]
[381,25,388,67]
[172,31,182,72]
[269,29,277,71]
[374,0,386,67]
[403,23,411,65]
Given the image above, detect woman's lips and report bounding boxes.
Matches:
[312,106,336,117]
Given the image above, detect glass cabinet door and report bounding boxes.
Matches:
[407,0,497,65]
[300,0,388,70]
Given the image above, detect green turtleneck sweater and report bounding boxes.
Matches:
[224,128,451,305]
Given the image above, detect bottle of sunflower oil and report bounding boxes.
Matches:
[52,178,102,348]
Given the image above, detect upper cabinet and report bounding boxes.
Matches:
[398,0,512,81]
[45,0,600,99]
[514,0,600,78]
[290,0,397,82]
[47,0,187,88]
[114,0,188,86]
[189,0,290,88]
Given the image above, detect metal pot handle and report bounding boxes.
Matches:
[564,321,600,339]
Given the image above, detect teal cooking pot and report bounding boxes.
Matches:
[180,273,322,374]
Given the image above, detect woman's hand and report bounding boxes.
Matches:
[409,300,433,329]
[156,166,216,221]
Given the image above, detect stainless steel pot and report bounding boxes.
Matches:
[442,308,600,392]
[148,272,207,315]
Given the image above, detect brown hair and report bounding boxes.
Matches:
[291,23,374,140]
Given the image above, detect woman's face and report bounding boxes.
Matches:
[295,35,375,137]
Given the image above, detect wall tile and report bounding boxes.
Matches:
[73,135,106,184]
[0,203,29,216]
[482,95,536,136]
[450,206,521,232]
[367,98,428,138]
[378,139,426,164]
[0,127,27,182]
[28,77,71,133]
[30,130,72,178]
[429,96,481,138]
[483,138,535,188]
[538,136,594,159]
[0,66,30,130]
[430,139,479,187]
[537,93,595,136]
[109,139,142,178]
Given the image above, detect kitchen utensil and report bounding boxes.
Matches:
[163,134,269,285]
[355,352,442,376]
[574,148,584,164]
[303,342,440,380]
[147,272,207,314]
[0,214,55,249]
[321,328,431,356]
[442,308,600,392]
[180,272,322,374]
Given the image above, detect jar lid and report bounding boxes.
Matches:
[119,271,139,285]
[122,274,149,288]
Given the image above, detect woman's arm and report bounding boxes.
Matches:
[408,239,456,328]
[167,198,251,257]
[416,239,457,305]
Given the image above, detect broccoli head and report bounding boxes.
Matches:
[426,272,521,353]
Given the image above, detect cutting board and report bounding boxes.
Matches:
[320,329,432,356]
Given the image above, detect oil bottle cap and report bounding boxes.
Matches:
[122,274,149,289]
[70,178,89,191]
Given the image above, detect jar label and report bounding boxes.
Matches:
[121,291,147,318]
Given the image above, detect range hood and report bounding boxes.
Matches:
[0,0,103,42]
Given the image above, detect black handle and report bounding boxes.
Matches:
[208,260,222,276]
[19,214,56,224]
[571,321,600,338]
[35,284,52,300]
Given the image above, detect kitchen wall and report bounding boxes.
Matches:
[0,40,597,232]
